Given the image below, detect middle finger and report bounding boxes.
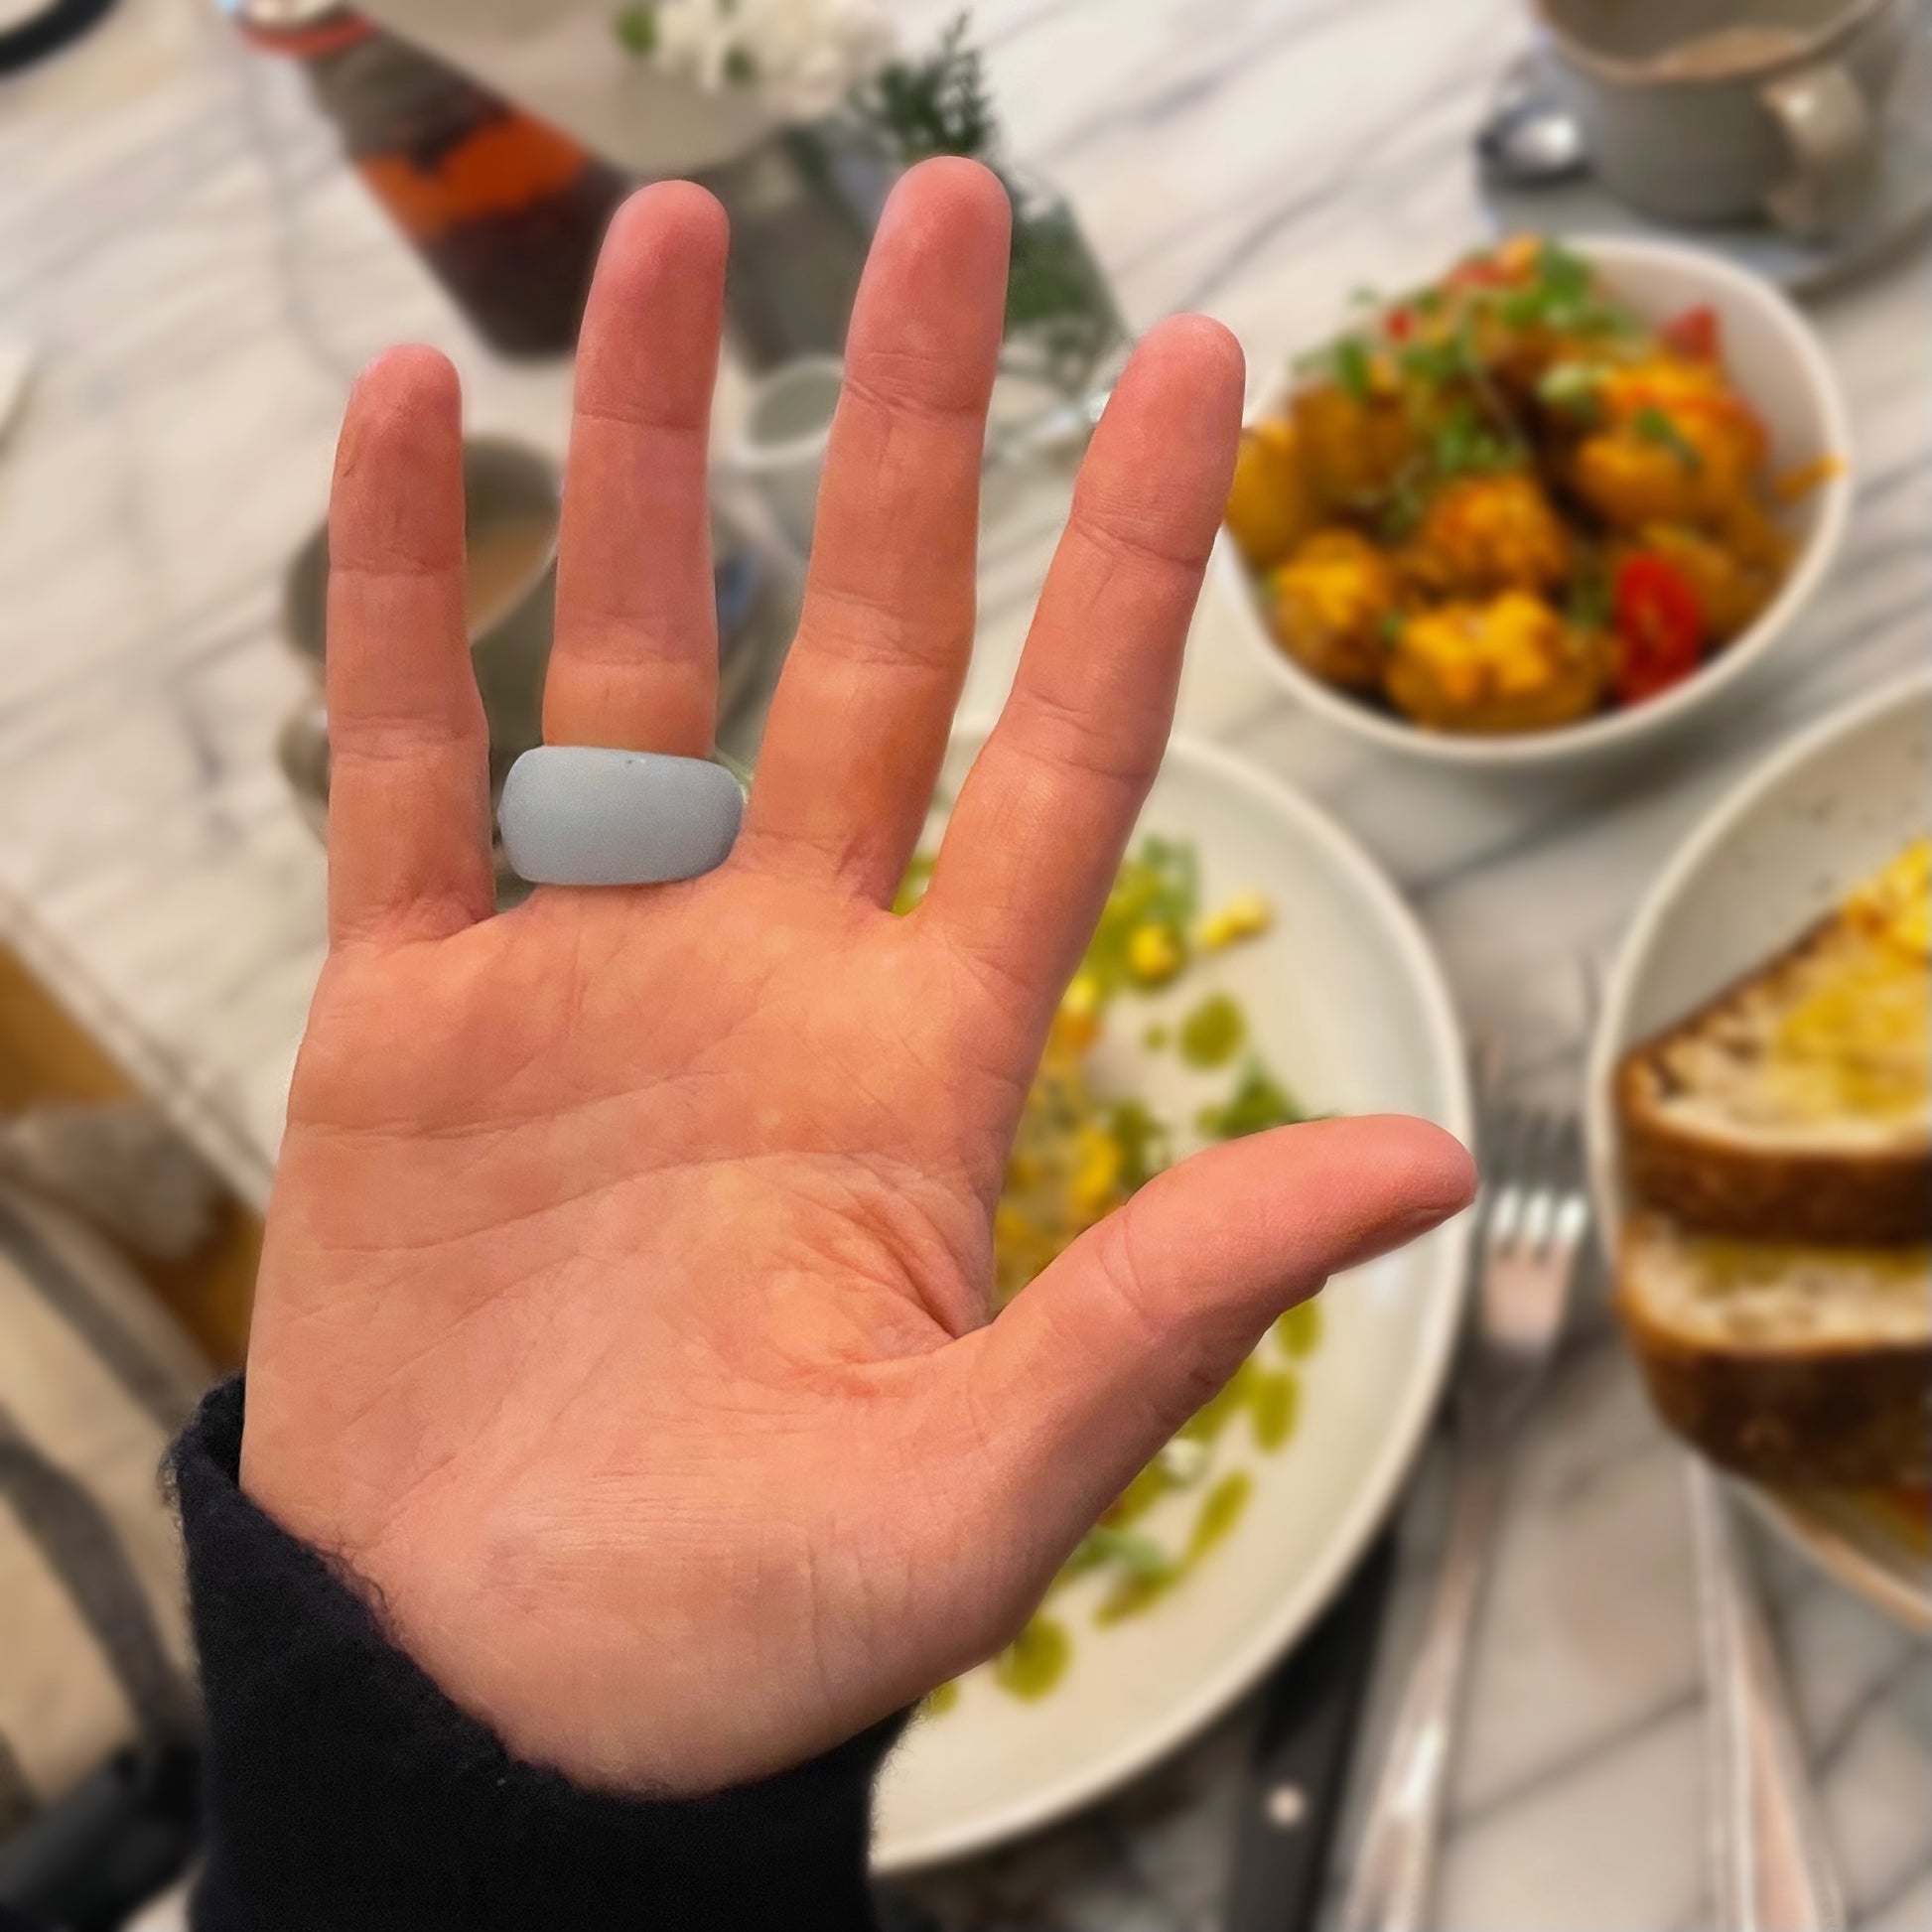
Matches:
[738,158,1010,902]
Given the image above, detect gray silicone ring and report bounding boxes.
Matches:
[498,747,745,887]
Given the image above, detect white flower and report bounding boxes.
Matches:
[636,0,897,122]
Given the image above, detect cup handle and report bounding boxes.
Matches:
[1762,60,1874,241]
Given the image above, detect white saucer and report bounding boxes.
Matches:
[1479,25,1932,298]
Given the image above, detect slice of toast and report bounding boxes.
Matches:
[1618,1212,1930,1486]
[1618,862,1931,1246]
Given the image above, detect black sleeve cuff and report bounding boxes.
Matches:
[171,1378,901,1932]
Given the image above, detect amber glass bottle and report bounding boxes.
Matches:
[231,1,629,357]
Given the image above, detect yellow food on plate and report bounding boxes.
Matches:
[1384,591,1607,735]
[1225,238,1824,735]
[903,838,1326,1703]
[1265,529,1398,689]
[1845,836,1931,960]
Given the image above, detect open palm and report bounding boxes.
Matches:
[242,161,1473,1796]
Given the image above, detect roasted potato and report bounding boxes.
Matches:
[1266,530,1398,690]
[1224,416,1319,571]
[1385,591,1608,734]
[1292,381,1415,508]
[1404,473,1571,598]
[1572,359,1768,530]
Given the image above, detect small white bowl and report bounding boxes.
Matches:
[1217,235,1854,768]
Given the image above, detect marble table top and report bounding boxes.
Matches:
[3,0,1928,1925]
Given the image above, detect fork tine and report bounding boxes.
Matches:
[1550,1189,1592,1255]
[1519,1120,1560,1250]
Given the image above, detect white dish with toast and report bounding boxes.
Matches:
[1587,670,1931,1632]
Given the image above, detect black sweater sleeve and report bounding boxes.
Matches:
[171,1380,903,1932]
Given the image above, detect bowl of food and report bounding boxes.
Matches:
[1587,670,1930,1631]
[871,729,1473,1869]
[1218,234,1851,765]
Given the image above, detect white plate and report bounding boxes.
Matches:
[1217,235,1853,768]
[872,730,1473,1870]
[1587,669,1932,1635]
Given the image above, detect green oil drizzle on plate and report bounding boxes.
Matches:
[1188,1470,1254,1562]
[995,1614,1071,1699]
[1177,992,1246,1068]
[1274,1298,1323,1358]
[993,1204,1327,1691]
[1177,1359,1257,1446]
[1248,1368,1300,1450]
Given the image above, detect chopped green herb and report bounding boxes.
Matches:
[721,44,758,84]
[1565,557,1613,631]
[1431,400,1526,480]
[1536,240,1594,303]
[1377,467,1433,543]
[1378,608,1406,645]
[1632,405,1703,471]
[1396,336,1470,387]
[1072,1524,1177,1584]
[1333,336,1375,402]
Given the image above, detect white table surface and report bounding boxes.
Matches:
[2,1,1928,1926]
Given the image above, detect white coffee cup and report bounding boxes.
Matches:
[1537,0,1913,237]
[723,354,845,562]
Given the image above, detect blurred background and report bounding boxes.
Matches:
[0,3,1927,1928]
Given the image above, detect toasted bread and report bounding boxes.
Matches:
[1618,1213,1930,1486]
[1618,853,1931,1245]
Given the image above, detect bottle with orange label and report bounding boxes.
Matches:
[229,1,629,358]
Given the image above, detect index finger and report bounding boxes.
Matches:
[918,317,1243,1028]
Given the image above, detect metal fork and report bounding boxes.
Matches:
[1338,1108,1591,1932]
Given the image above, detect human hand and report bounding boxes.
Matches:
[242,160,1474,1796]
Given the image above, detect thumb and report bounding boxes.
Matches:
[957,1114,1474,1554]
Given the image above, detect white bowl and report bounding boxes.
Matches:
[1586,669,1931,1632]
[871,729,1473,1869]
[1217,235,1853,768]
